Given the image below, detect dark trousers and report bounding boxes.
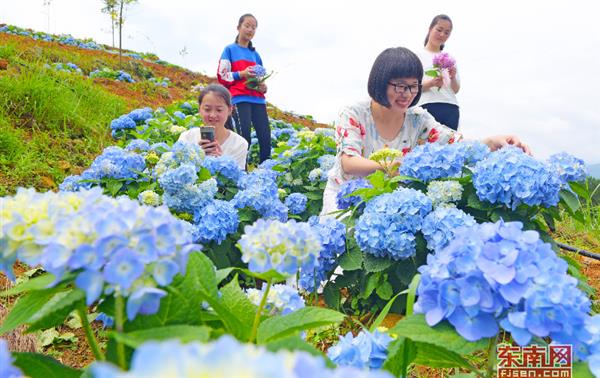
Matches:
[233,102,271,163]
[421,103,460,131]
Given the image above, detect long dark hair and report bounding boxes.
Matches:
[424,14,453,51]
[235,13,257,52]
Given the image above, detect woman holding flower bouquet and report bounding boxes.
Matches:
[217,13,271,163]
[320,47,530,216]
[417,14,461,131]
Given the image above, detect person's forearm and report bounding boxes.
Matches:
[450,78,460,93]
[341,154,382,177]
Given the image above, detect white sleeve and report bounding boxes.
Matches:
[178,128,200,144]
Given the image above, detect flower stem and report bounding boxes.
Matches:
[249,278,272,343]
[77,303,104,361]
[115,294,127,369]
[486,335,499,377]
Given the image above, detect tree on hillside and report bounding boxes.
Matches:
[101,0,118,47]
[101,0,138,66]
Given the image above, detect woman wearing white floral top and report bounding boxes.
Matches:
[321,47,531,215]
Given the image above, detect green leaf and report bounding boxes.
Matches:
[370,292,402,332]
[217,275,257,341]
[361,272,381,298]
[111,325,211,348]
[239,268,288,283]
[216,267,235,284]
[364,253,394,272]
[106,180,123,197]
[569,181,589,199]
[0,273,57,297]
[383,337,416,377]
[405,274,421,316]
[0,288,63,335]
[413,341,476,369]
[126,252,217,330]
[560,189,581,213]
[265,335,325,358]
[13,352,81,378]
[376,281,393,300]
[197,167,213,182]
[425,69,440,77]
[27,288,86,332]
[338,242,363,271]
[256,307,345,344]
[368,170,386,189]
[323,281,340,310]
[389,314,489,355]
[572,362,594,378]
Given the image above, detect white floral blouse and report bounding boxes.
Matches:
[321,100,462,215]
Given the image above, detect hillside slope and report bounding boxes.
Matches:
[0,26,325,194]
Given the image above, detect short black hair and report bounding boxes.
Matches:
[198,84,232,107]
[367,47,424,108]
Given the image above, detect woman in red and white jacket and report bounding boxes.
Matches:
[218,13,271,163]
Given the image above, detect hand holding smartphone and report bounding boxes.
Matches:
[199,126,215,142]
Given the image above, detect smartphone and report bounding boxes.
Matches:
[199,126,215,142]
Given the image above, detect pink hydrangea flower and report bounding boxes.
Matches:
[432,52,456,69]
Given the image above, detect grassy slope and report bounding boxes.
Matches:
[0,32,326,195]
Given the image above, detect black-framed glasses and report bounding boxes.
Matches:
[388,82,421,94]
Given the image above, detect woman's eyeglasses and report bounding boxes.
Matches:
[388,82,421,94]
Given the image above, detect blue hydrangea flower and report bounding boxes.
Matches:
[90,336,394,377]
[84,146,146,181]
[59,174,92,191]
[327,330,393,370]
[355,188,432,260]
[158,164,197,192]
[233,169,288,221]
[238,219,321,276]
[415,220,594,346]
[126,287,167,320]
[193,200,239,244]
[0,188,200,319]
[473,146,562,209]
[162,178,218,214]
[180,102,193,112]
[203,156,242,183]
[299,216,346,292]
[456,141,491,166]
[336,179,373,210]
[308,168,328,183]
[125,139,151,152]
[127,108,153,123]
[154,142,205,177]
[399,143,468,182]
[110,115,136,132]
[421,207,476,251]
[318,155,336,172]
[246,284,305,316]
[173,110,186,120]
[95,312,114,329]
[0,339,23,378]
[251,65,267,77]
[547,152,588,186]
[285,193,308,214]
